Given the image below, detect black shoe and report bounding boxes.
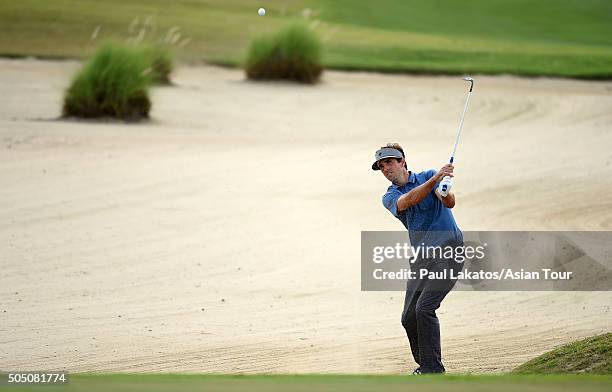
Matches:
[415,367,446,375]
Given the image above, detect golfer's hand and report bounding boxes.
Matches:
[437,177,453,197]
[435,164,454,180]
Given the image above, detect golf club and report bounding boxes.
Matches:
[438,76,474,197]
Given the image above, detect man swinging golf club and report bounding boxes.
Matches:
[372,77,474,374]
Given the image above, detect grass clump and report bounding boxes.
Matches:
[141,46,174,85]
[514,333,612,374]
[63,43,152,120]
[246,24,323,84]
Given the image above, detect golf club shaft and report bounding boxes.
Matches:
[450,86,473,164]
[439,77,474,196]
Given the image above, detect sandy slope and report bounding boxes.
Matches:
[0,59,611,374]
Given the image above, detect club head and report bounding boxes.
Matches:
[462,76,474,91]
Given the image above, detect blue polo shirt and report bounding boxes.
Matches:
[382,169,463,247]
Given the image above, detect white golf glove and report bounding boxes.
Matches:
[437,176,453,197]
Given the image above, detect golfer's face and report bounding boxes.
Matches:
[379,158,403,181]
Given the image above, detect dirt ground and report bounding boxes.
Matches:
[1,59,611,373]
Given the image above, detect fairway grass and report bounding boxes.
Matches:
[3,374,611,392]
[0,0,611,78]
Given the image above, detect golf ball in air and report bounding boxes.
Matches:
[258,8,266,16]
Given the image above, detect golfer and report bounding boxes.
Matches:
[372,143,464,375]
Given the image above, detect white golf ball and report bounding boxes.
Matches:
[258,8,266,16]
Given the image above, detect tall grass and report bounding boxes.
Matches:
[246,24,323,84]
[141,46,173,84]
[63,43,152,120]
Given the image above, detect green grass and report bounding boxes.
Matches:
[141,46,174,84]
[2,374,611,392]
[314,0,612,78]
[514,333,612,374]
[0,0,611,78]
[63,42,151,120]
[246,24,323,83]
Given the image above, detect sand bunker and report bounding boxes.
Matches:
[1,59,611,373]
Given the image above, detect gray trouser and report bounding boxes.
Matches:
[401,244,464,373]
